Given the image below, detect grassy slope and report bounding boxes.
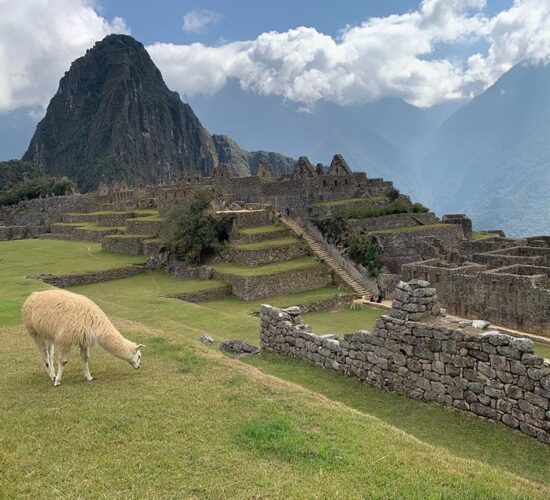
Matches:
[212,256,321,276]
[1,239,549,497]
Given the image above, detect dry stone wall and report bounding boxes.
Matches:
[260,280,550,444]
[220,241,307,267]
[214,265,331,301]
[38,265,144,287]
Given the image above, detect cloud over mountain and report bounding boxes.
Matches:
[0,0,127,112]
[149,0,550,107]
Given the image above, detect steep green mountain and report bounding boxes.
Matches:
[212,134,295,176]
[0,160,41,191]
[421,63,550,236]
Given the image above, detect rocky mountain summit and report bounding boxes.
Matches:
[22,34,293,192]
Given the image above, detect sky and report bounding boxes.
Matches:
[1,0,549,118]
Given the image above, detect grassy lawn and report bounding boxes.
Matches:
[229,236,299,250]
[212,256,321,276]
[239,224,285,235]
[535,342,550,359]
[1,239,549,497]
[471,231,495,240]
[0,240,145,326]
[303,306,385,334]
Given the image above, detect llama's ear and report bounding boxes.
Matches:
[137,344,146,349]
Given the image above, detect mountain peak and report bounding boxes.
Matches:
[23,34,217,191]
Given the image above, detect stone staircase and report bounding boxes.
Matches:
[280,217,373,298]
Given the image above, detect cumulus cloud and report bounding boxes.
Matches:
[182,8,222,34]
[148,0,550,107]
[0,0,127,112]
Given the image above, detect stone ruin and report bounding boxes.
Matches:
[260,280,550,444]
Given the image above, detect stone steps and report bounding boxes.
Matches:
[281,218,372,297]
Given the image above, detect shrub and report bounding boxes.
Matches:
[170,190,235,264]
[0,175,76,206]
[313,216,349,243]
[386,187,401,202]
[412,202,429,213]
[347,234,384,277]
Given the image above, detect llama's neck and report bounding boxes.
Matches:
[98,327,135,361]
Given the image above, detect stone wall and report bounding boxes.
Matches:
[220,241,307,266]
[170,284,232,303]
[403,260,550,336]
[374,224,463,274]
[349,212,438,232]
[38,265,145,287]
[213,265,331,301]
[102,235,147,255]
[260,280,550,444]
[0,225,47,240]
[0,194,97,227]
[231,227,290,244]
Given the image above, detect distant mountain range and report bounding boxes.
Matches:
[1,34,548,236]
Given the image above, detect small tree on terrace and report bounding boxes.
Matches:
[170,190,234,264]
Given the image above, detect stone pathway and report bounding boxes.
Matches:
[281,217,373,298]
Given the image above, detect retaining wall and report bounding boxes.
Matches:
[220,241,307,266]
[38,265,145,287]
[213,265,331,301]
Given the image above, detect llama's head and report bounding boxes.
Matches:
[129,344,145,369]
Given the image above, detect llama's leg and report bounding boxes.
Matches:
[80,345,93,381]
[54,344,71,387]
[31,335,56,381]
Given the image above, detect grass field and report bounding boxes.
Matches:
[1,239,549,497]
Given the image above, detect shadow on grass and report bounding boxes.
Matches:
[245,352,550,485]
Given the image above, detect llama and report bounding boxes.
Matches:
[350,295,370,310]
[22,289,144,386]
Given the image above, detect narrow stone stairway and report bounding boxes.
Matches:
[280,217,373,298]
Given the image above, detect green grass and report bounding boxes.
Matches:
[239,224,286,235]
[1,238,550,497]
[128,214,167,222]
[303,306,385,334]
[0,240,145,326]
[311,196,386,207]
[78,224,126,232]
[471,231,495,240]
[212,256,321,276]
[535,342,550,359]
[65,209,158,217]
[229,236,299,250]
[373,223,450,234]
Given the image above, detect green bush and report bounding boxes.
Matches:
[347,234,384,277]
[386,187,401,202]
[0,175,76,206]
[313,215,349,243]
[170,190,235,264]
[412,202,429,213]
[338,201,412,220]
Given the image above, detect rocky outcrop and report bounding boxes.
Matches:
[23,34,218,191]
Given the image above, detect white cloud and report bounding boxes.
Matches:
[0,0,549,113]
[182,8,222,34]
[0,0,128,113]
[148,0,550,107]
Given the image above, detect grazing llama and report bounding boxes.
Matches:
[350,295,370,309]
[22,289,144,386]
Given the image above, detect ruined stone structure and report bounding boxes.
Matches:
[260,280,550,444]
[403,236,550,335]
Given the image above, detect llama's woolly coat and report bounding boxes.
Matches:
[22,289,138,361]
